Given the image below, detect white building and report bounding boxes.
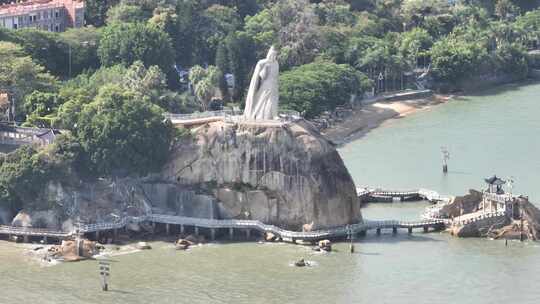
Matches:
[0,0,84,32]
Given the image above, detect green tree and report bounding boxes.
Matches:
[59,27,101,76]
[85,0,120,26]
[0,42,56,120]
[280,61,369,118]
[22,91,59,118]
[430,35,488,84]
[199,5,242,64]
[98,22,174,72]
[7,29,68,77]
[189,65,223,110]
[243,0,323,68]
[399,28,434,67]
[0,146,64,213]
[75,85,174,177]
[106,2,149,24]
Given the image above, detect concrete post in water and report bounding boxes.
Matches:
[392,226,397,234]
[376,228,381,235]
[423,225,429,233]
[229,227,234,240]
[99,260,110,292]
[441,146,450,174]
[520,212,524,242]
[408,227,413,234]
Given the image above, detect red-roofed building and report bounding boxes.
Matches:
[0,0,84,32]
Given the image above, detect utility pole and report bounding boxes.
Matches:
[441,146,450,174]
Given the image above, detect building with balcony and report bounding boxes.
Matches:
[0,0,84,32]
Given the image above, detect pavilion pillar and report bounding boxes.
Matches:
[246,229,251,240]
[180,225,185,234]
[376,228,381,235]
[392,226,397,234]
[165,224,170,235]
[211,229,216,241]
[95,230,100,241]
[423,226,429,233]
[23,235,29,243]
[408,227,413,234]
[194,226,199,236]
[43,236,48,244]
[229,228,234,240]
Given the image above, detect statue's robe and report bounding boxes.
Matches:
[243,59,279,120]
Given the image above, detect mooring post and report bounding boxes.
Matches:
[441,146,450,174]
[376,228,381,235]
[229,227,234,240]
[392,226,397,234]
[423,225,429,233]
[408,227,413,234]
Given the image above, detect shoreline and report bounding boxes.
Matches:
[321,93,454,145]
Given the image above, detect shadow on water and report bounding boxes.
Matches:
[461,80,540,97]
[356,233,444,244]
[445,170,473,175]
[107,290,136,295]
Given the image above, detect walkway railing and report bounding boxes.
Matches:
[357,187,453,203]
[0,214,449,241]
[164,110,302,125]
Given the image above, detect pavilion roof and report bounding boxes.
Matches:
[485,175,506,186]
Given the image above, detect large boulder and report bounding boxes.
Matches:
[11,211,33,227]
[440,190,483,218]
[162,120,362,230]
[48,238,99,262]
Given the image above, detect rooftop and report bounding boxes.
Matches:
[0,0,83,17]
[485,175,506,186]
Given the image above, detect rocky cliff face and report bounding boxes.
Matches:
[161,120,362,230]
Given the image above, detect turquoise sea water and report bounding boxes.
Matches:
[1,82,539,304]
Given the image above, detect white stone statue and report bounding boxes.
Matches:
[243,46,279,120]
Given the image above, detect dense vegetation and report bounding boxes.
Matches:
[1,0,540,211]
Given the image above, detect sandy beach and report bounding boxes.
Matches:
[321,94,453,145]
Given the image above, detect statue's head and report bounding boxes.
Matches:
[266,46,278,61]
